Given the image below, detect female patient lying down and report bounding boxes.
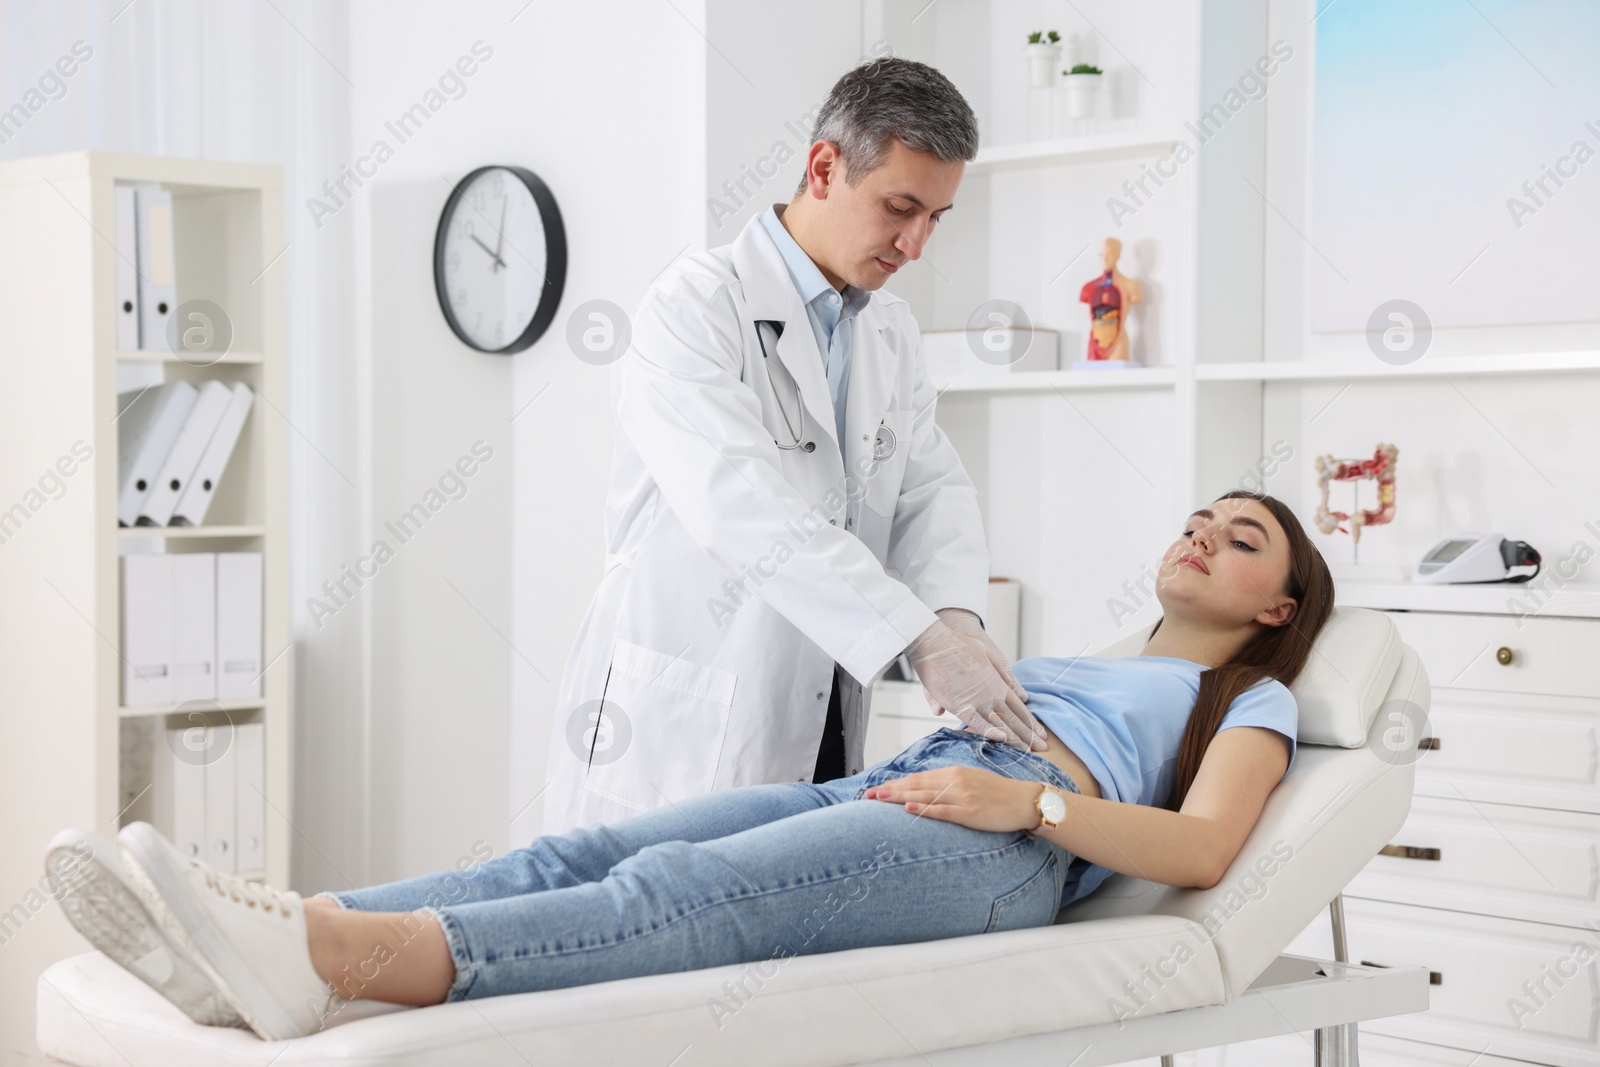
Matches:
[46,489,1333,1041]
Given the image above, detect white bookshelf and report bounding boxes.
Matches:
[1195,351,1600,382]
[935,366,1177,395]
[966,127,1187,173]
[0,150,289,1048]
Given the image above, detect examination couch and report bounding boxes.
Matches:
[38,606,1430,1066]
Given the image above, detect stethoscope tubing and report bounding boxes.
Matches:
[754,318,896,461]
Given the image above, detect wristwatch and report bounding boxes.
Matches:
[1032,784,1069,832]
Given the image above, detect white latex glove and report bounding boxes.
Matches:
[936,607,1029,705]
[905,617,1048,752]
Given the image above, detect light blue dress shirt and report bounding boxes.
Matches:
[757,205,869,449]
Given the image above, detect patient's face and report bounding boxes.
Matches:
[1155,498,1295,628]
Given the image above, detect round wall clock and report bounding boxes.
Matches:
[433,165,567,354]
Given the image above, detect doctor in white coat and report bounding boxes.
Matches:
[544,57,1047,834]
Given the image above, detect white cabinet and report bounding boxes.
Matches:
[1344,795,1600,928]
[1285,897,1600,1067]
[864,680,948,767]
[1283,604,1600,1066]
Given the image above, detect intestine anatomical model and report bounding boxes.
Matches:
[1313,443,1399,547]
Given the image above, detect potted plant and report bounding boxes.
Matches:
[1062,62,1102,118]
[1024,30,1061,89]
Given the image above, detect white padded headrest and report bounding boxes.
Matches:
[1093,606,1403,748]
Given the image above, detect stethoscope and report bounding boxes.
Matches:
[754,319,897,461]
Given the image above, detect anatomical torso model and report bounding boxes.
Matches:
[1079,237,1143,362]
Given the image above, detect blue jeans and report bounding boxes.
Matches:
[327,727,1085,1002]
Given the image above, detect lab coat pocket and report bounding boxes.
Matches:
[580,639,737,813]
[861,409,914,518]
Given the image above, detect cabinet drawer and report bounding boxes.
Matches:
[1347,794,1600,926]
[1286,897,1600,1067]
[1386,610,1600,698]
[1415,688,1600,813]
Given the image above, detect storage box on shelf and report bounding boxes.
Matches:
[0,150,289,1054]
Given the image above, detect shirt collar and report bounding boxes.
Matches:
[758,205,869,319]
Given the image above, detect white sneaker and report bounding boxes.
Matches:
[118,821,340,1041]
[46,829,245,1029]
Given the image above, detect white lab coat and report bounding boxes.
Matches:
[541,210,990,834]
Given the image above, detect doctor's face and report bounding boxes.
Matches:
[809,138,963,291]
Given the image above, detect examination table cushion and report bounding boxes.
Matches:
[40,912,1224,1066]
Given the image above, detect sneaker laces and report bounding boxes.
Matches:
[194,862,296,919]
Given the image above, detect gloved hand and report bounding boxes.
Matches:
[905,616,1048,752]
[936,607,1029,705]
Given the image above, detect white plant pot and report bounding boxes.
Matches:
[1062,72,1101,118]
[1024,43,1061,89]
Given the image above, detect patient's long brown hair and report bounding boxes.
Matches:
[1155,491,1334,811]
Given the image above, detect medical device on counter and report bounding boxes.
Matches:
[1412,533,1542,585]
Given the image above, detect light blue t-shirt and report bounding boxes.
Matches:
[1008,655,1299,905]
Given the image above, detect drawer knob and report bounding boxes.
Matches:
[1496,646,1515,666]
[1378,843,1441,861]
[1417,736,1439,750]
[1361,959,1441,985]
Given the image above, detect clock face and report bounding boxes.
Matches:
[434,166,565,354]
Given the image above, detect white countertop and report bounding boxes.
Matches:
[1333,578,1600,619]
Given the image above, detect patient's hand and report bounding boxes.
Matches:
[862,765,1039,834]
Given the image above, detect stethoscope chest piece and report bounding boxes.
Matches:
[872,422,897,461]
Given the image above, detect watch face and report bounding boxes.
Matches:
[1039,789,1068,824]
[438,167,546,352]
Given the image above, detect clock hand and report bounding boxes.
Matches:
[494,194,508,262]
[469,233,507,271]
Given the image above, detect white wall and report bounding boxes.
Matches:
[341,0,709,875]
[702,0,865,244]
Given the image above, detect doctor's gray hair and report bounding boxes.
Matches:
[797,57,979,193]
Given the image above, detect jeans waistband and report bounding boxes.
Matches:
[935,727,1086,796]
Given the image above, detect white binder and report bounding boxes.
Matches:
[114,185,140,349]
[170,552,217,702]
[137,380,232,527]
[204,725,237,874]
[170,383,253,527]
[234,722,265,874]
[216,553,263,700]
[151,726,207,860]
[135,185,176,350]
[117,380,198,527]
[121,554,174,706]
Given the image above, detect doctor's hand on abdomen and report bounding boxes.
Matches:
[905,617,1049,752]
